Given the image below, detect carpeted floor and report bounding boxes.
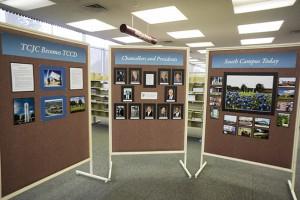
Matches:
[13,125,300,200]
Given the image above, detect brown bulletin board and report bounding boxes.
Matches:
[110,47,188,153]
[0,25,89,197]
[204,47,300,169]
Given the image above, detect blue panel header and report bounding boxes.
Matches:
[114,50,184,66]
[1,32,86,63]
[212,52,297,68]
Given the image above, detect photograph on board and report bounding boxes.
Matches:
[210,106,219,119]
[70,96,86,113]
[115,104,126,120]
[237,127,252,137]
[277,113,290,128]
[165,86,177,102]
[41,67,65,89]
[172,104,183,120]
[122,86,134,102]
[278,77,296,88]
[172,69,184,85]
[129,104,141,120]
[211,76,223,86]
[223,115,237,125]
[114,68,127,84]
[277,88,295,101]
[209,96,221,107]
[143,71,156,88]
[44,98,64,118]
[223,73,276,114]
[276,101,293,112]
[143,104,156,120]
[254,118,271,129]
[14,97,35,125]
[157,104,169,120]
[129,68,141,84]
[158,69,170,85]
[253,128,269,139]
[238,116,253,127]
[223,124,236,135]
[210,87,222,95]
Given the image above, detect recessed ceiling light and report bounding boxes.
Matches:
[167,29,204,39]
[189,59,199,62]
[232,0,296,14]
[238,20,284,34]
[186,42,214,48]
[241,37,274,45]
[112,36,144,44]
[67,19,116,32]
[1,0,56,11]
[131,6,187,24]
[197,50,207,54]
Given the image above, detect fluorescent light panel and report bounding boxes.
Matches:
[189,59,199,62]
[232,0,297,14]
[238,20,284,34]
[132,6,187,24]
[67,19,116,32]
[186,42,214,47]
[167,29,204,39]
[197,50,207,54]
[113,36,144,43]
[241,37,274,45]
[1,0,55,11]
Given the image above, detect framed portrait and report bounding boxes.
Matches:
[165,86,177,102]
[143,71,156,88]
[121,85,134,102]
[172,69,184,85]
[157,104,170,120]
[114,103,127,120]
[13,97,35,125]
[158,69,171,85]
[70,96,86,113]
[40,96,66,121]
[171,104,184,120]
[129,68,141,84]
[40,65,66,90]
[129,104,141,120]
[143,104,156,120]
[114,68,127,84]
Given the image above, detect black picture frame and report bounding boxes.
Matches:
[129,68,142,84]
[165,86,177,102]
[121,85,134,102]
[157,104,170,120]
[129,103,141,120]
[172,69,184,85]
[114,68,127,84]
[158,69,171,85]
[143,104,156,120]
[171,104,184,120]
[222,72,278,115]
[143,71,157,88]
[114,103,127,120]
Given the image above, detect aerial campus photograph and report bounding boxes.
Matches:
[224,74,274,113]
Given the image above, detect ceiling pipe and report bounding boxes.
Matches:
[120,24,158,44]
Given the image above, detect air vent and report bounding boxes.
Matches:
[85,3,106,10]
[290,30,300,34]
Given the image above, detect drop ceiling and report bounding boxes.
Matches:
[0,0,300,60]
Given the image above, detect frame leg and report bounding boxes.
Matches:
[179,160,192,178]
[288,180,298,200]
[107,161,112,181]
[76,170,109,182]
[195,161,207,178]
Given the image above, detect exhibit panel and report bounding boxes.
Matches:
[0,24,89,198]
[204,47,300,169]
[110,47,188,153]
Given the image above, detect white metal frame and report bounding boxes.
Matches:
[0,23,98,200]
[107,45,192,180]
[195,43,300,200]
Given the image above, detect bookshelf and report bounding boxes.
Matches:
[188,73,206,138]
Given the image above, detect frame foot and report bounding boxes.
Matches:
[195,161,207,178]
[76,170,109,183]
[108,161,112,181]
[179,160,192,179]
[288,180,298,200]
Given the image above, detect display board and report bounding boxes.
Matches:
[0,24,89,198]
[110,47,188,153]
[204,47,300,169]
